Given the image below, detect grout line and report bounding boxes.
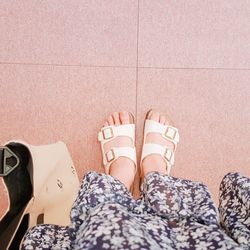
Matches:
[133,0,140,195]
[138,66,250,71]
[0,61,249,71]
[135,0,140,123]
[0,62,135,69]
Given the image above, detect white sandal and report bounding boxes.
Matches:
[140,110,180,176]
[98,114,137,177]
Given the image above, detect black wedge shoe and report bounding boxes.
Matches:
[0,141,79,250]
[0,143,32,250]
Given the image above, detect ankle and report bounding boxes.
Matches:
[141,155,167,179]
[109,157,135,190]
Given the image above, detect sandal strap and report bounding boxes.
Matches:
[103,147,137,174]
[144,119,180,146]
[98,124,135,143]
[141,143,174,175]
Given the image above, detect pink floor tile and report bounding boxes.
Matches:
[135,68,250,202]
[0,64,136,217]
[138,0,250,68]
[0,0,138,66]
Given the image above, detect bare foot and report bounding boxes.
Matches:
[141,110,175,179]
[102,111,136,190]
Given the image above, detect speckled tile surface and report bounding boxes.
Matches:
[138,0,250,68]
[0,0,249,218]
[0,0,138,66]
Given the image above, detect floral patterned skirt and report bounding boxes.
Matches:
[22,171,250,249]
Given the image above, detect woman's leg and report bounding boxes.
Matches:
[71,171,160,250]
[70,171,136,232]
[140,110,174,178]
[70,111,141,249]
[139,110,241,249]
[140,171,244,249]
[102,111,136,190]
[70,111,137,231]
[140,110,218,221]
[219,172,250,247]
[141,171,219,223]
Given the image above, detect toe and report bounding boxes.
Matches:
[120,111,131,124]
[150,110,160,122]
[108,115,114,126]
[113,112,121,125]
[159,114,166,124]
[103,121,109,127]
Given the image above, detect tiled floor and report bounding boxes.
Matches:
[0,1,249,218]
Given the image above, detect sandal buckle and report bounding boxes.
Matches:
[102,127,114,140]
[164,149,173,162]
[165,127,177,141]
[0,146,20,176]
[106,149,115,163]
